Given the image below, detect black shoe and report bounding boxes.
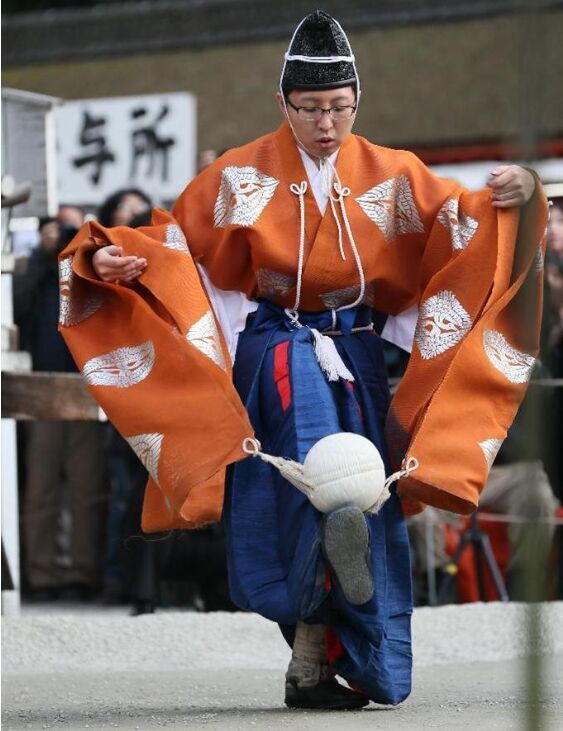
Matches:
[100,581,129,606]
[285,678,369,710]
[24,587,60,603]
[321,505,374,605]
[59,583,98,602]
[130,600,156,616]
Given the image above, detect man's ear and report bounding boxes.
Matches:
[275,91,287,117]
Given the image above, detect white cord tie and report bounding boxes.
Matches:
[328,193,346,260]
[365,456,420,515]
[290,181,308,196]
[328,182,351,260]
[242,437,262,456]
[384,456,419,489]
[331,309,337,330]
[284,307,303,329]
[322,158,366,310]
[338,197,366,310]
[332,182,351,200]
[320,165,347,261]
[289,180,308,319]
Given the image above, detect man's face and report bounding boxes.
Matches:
[277,86,357,158]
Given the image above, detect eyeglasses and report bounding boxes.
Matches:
[286,99,357,122]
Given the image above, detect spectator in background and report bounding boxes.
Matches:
[58,204,85,231]
[545,197,563,598]
[545,198,563,378]
[97,189,235,614]
[547,197,563,255]
[97,189,152,228]
[13,215,108,601]
[197,149,218,172]
[408,371,560,604]
[198,149,232,174]
[95,189,152,605]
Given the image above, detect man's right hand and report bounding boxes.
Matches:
[92,245,147,283]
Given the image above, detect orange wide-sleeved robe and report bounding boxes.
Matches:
[59,121,548,531]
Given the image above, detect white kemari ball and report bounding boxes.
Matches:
[301,432,387,514]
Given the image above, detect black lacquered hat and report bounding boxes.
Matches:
[280,10,358,93]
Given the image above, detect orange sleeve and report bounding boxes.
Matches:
[385,161,549,515]
[58,209,254,532]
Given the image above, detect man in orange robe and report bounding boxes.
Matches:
[60,11,547,711]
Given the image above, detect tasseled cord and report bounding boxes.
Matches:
[242,437,419,516]
[311,328,355,382]
[285,164,368,383]
[286,181,356,383]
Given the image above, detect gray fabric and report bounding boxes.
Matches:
[407,461,559,577]
[481,461,559,574]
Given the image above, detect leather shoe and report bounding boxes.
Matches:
[285,678,369,710]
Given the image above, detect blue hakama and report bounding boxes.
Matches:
[224,302,412,705]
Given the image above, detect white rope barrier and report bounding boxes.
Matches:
[476,511,563,526]
[415,511,563,527]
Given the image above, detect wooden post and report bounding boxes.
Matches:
[1,251,26,616]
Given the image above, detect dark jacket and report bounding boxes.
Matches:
[13,246,77,373]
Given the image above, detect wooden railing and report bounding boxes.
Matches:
[1,371,101,421]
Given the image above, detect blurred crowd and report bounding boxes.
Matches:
[10,152,563,611]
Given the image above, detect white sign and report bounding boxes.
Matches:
[55,92,196,207]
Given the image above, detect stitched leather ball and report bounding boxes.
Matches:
[302,432,387,513]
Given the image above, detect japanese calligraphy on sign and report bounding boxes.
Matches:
[56,93,196,206]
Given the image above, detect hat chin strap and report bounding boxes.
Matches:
[279,102,320,162]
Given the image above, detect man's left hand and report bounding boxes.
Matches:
[487,165,536,208]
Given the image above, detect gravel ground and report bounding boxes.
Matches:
[2,602,562,729]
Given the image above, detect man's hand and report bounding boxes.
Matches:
[92,245,147,283]
[487,165,536,208]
